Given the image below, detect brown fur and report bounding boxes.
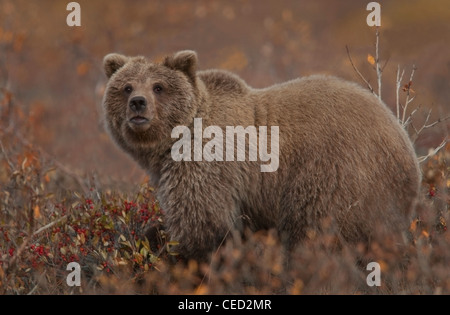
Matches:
[102,50,421,261]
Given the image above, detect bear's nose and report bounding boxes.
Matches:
[129,96,147,113]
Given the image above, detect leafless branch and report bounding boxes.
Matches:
[403,106,420,128]
[410,110,450,141]
[401,65,417,125]
[32,215,68,236]
[375,28,382,101]
[422,115,450,130]
[418,139,448,163]
[396,65,405,121]
[346,45,376,96]
[381,54,390,72]
[415,109,432,135]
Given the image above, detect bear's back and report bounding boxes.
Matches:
[254,75,404,140]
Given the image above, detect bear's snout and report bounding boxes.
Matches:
[129,96,147,113]
[128,95,152,128]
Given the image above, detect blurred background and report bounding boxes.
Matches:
[0,0,449,188]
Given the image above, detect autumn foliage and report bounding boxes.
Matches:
[0,135,449,294]
[0,0,449,294]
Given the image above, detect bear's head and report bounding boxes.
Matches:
[102,50,198,151]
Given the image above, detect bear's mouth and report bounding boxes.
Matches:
[129,116,150,125]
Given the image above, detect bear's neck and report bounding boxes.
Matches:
[132,139,172,187]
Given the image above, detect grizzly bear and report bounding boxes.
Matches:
[102,50,421,261]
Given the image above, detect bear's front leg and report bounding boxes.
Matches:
[157,161,240,261]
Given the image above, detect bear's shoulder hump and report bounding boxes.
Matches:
[198,69,249,95]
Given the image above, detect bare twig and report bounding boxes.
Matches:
[346,45,376,96]
[412,109,432,136]
[346,29,383,100]
[401,65,417,125]
[403,106,419,128]
[375,28,382,101]
[381,55,390,72]
[421,115,450,130]
[27,284,39,295]
[411,111,450,141]
[396,65,405,121]
[32,215,68,236]
[418,138,448,163]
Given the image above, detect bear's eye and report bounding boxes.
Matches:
[124,85,133,94]
[153,84,163,94]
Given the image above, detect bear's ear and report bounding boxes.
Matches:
[103,53,129,78]
[163,50,198,84]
